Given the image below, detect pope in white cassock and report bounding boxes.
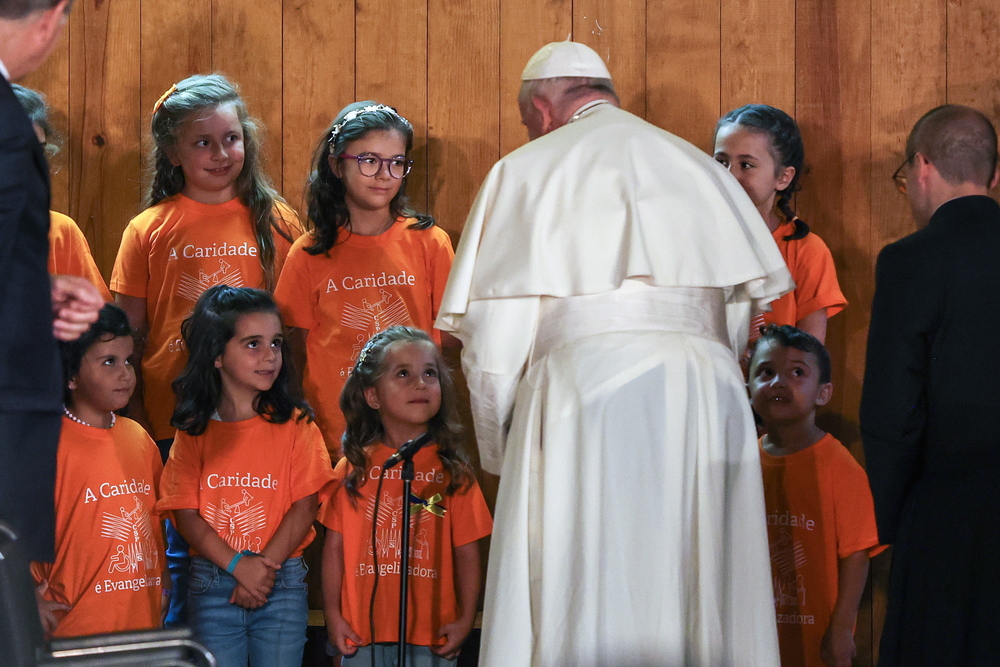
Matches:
[436,42,793,666]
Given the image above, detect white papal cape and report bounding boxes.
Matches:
[437,103,792,667]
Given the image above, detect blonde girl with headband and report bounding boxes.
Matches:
[714,105,846,344]
[274,102,455,456]
[110,73,304,625]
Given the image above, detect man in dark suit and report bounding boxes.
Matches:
[0,0,101,563]
[861,105,1000,666]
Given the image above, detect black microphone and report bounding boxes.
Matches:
[382,432,433,469]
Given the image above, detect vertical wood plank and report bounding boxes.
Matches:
[21,23,71,216]
[720,0,795,115]
[140,0,212,197]
[282,0,355,216]
[499,0,573,156]
[213,0,284,193]
[795,0,874,661]
[574,0,646,118]
[68,0,142,277]
[356,0,428,211]
[869,0,946,663]
[646,0,721,150]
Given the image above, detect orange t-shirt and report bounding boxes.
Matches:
[273,220,454,454]
[48,211,112,301]
[31,416,165,637]
[764,221,847,328]
[760,433,886,667]
[318,443,492,647]
[110,195,303,440]
[157,413,335,557]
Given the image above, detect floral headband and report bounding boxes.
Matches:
[328,104,410,145]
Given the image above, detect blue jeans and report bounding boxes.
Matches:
[188,556,308,667]
[342,643,457,667]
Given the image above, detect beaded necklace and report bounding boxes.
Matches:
[63,406,116,429]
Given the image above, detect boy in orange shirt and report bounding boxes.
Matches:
[749,325,883,667]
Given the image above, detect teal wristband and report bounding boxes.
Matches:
[226,552,245,574]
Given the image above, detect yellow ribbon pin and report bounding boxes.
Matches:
[410,493,445,518]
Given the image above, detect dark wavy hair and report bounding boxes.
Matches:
[716,104,810,241]
[171,285,311,435]
[147,74,294,291]
[752,324,831,384]
[304,101,434,255]
[60,304,133,405]
[339,326,473,505]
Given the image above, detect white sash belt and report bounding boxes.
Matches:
[533,281,730,361]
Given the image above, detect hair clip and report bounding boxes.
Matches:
[358,340,375,366]
[153,84,177,114]
[327,104,412,145]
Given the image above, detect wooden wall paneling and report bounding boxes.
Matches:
[427,0,500,240]
[21,25,71,216]
[795,0,874,660]
[870,0,946,663]
[212,0,284,192]
[947,0,1000,202]
[68,0,142,277]
[720,0,795,116]
[574,0,646,118]
[139,0,212,196]
[498,0,573,156]
[281,0,355,215]
[646,0,721,150]
[355,0,428,210]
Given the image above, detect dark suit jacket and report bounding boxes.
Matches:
[861,194,1000,665]
[0,76,62,560]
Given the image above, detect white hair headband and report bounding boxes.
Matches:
[328,104,411,145]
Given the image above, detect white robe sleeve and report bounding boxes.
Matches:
[449,297,540,475]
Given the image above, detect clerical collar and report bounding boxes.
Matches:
[568,99,613,124]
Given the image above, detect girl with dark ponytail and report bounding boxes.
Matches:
[714,104,846,343]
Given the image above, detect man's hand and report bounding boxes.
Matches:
[51,275,103,341]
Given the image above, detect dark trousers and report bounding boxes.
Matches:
[0,410,61,561]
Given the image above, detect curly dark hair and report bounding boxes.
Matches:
[716,104,810,241]
[59,304,133,405]
[339,326,473,505]
[171,285,312,435]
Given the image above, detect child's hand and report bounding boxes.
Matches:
[431,616,474,660]
[160,588,171,624]
[326,613,362,656]
[820,622,856,667]
[229,583,267,609]
[232,553,280,603]
[35,580,71,639]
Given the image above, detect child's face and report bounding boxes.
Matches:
[168,101,245,205]
[364,341,442,439]
[69,334,136,416]
[748,340,832,428]
[331,129,407,216]
[214,311,283,400]
[713,124,795,220]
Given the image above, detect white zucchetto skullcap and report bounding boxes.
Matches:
[521,41,612,81]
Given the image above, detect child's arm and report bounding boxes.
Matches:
[114,294,153,433]
[820,550,869,667]
[796,309,828,344]
[33,578,71,639]
[173,508,280,606]
[322,528,362,655]
[431,541,481,659]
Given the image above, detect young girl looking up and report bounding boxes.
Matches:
[320,326,492,666]
[32,304,166,638]
[714,104,846,344]
[274,102,455,456]
[111,74,303,446]
[157,285,335,667]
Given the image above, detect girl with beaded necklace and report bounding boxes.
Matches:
[274,102,455,457]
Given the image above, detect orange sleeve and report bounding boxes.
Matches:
[830,451,886,558]
[316,458,349,531]
[448,479,493,548]
[110,217,151,298]
[427,227,455,329]
[273,238,317,331]
[788,233,847,321]
[272,202,305,277]
[48,212,113,301]
[288,418,337,504]
[156,431,202,513]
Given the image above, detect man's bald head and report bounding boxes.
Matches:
[906,105,998,188]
